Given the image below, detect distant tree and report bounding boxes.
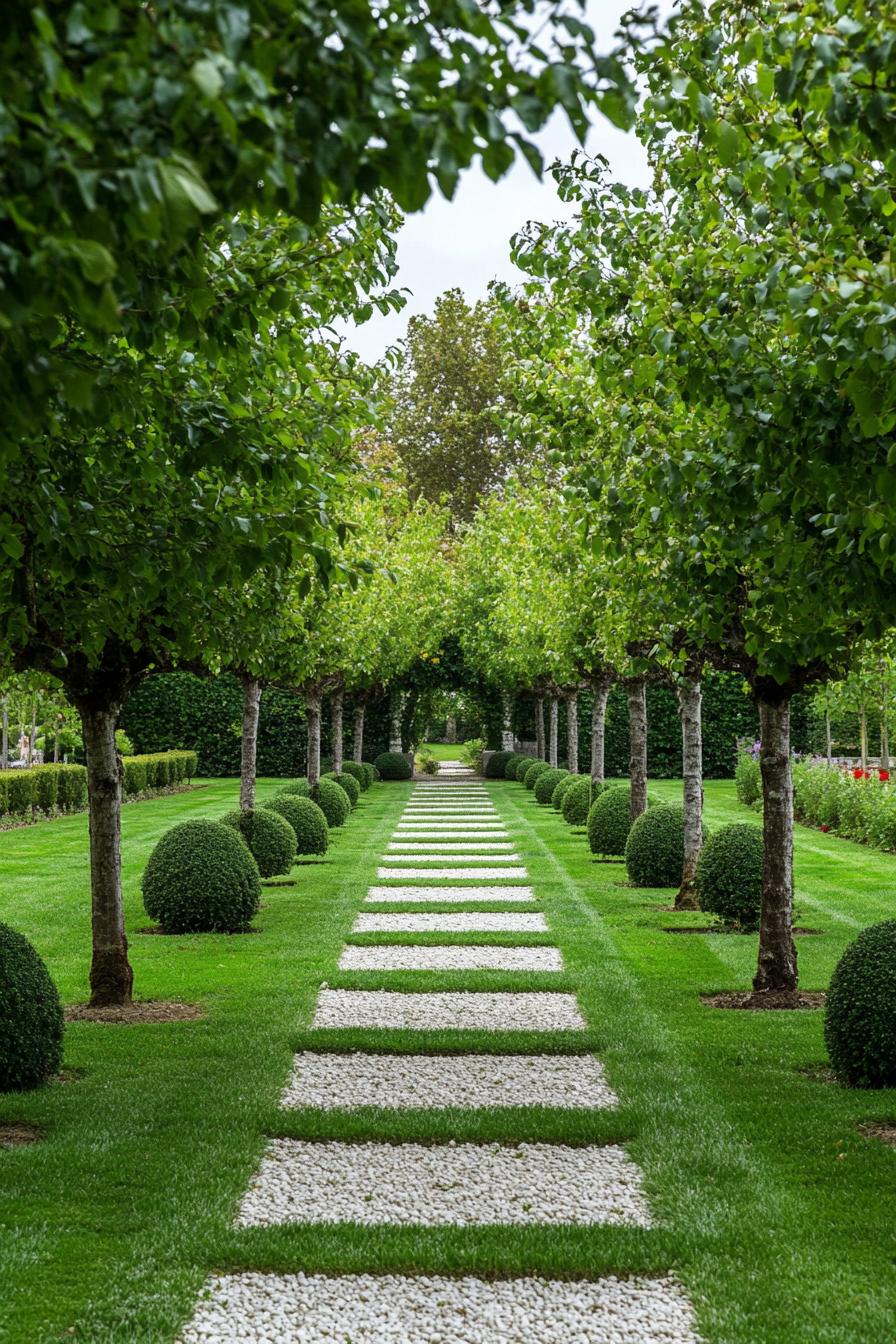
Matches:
[389,290,536,524]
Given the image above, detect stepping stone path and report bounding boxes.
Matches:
[180,762,700,1343]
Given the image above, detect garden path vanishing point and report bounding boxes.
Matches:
[180,762,700,1343]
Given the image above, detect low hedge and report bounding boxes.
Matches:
[122,750,197,796]
[374,751,413,781]
[484,750,514,779]
[0,764,88,818]
[268,794,329,856]
[0,922,64,1090]
[322,770,361,808]
[535,767,569,804]
[222,807,297,877]
[142,818,261,932]
[825,920,896,1087]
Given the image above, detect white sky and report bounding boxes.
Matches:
[338,1,678,364]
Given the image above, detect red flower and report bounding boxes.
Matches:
[853,767,866,779]
[820,824,830,833]
[880,769,890,782]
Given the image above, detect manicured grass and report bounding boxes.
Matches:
[419,742,470,761]
[2,774,896,1342]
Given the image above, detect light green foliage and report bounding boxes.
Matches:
[793,763,896,851]
[735,753,762,808]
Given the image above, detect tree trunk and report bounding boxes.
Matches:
[1,696,8,768]
[445,714,457,744]
[549,697,559,768]
[535,695,545,761]
[389,689,403,753]
[353,703,366,763]
[590,683,610,783]
[78,701,133,1007]
[239,674,262,811]
[754,695,798,995]
[676,678,703,911]
[500,690,514,751]
[565,690,579,774]
[626,677,648,821]
[53,716,60,764]
[331,689,344,773]
[306,692,322,786]
[825,709,832,767]
[27,697,36,766]
[860,701,868,771]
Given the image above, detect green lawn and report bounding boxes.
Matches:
[419,741,468,760]
[1,776,895,1342]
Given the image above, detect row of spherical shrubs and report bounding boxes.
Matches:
[2,754,425,1095]
[142,762,381,935]
[490,750,896,1090]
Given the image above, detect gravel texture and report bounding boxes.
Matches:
[180,1272,697,1344]
[311,990,585,1032]
[378,867,529,880]
[353,912,547,932]
[338,945,564,971]
[379,854,521,865]
[387,842,517,852]
[365,886,535,903]
[280,1052,614,1110]
[237,1140,651,1227]
[393,827,508,834]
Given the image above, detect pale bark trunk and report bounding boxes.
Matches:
[626,677,648,821]
[2,696,8,768]
[590,684,610,783]
[535,696,545,761]
[53,717,60,764]
[501,690,514,752]
[881,714,889,773]
[565,690,579,774]
[860,701,868,771]
[305,692,322,786]
[239,674,262,811]
[446,714,457,744]
[549,697,559,768]
[389,689,404,753]
[331,689,344,773]
[27,699,35,765]
[825,709,832,766]
[79,701,133,1006]
[754,696,798,994]
[353,704,365,763]
[676,678,703,911]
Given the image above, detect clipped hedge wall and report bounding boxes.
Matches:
[0,764,88,819]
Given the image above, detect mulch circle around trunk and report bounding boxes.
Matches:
[701,990,827,1011]
[65,1001,204,1024]
[0,1123,42,1147]
[664,925,823,936]
[858,1122,896,1148]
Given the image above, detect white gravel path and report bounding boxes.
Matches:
[353,912,547,932]
[387,842,517,852]
[379,854,521,866]
[280,1052,614,1110]
[378,867,529,880]
[393,827,508,835]
[180,1272,698,1344]
[365,886,535,902]
[338,945,564,971]
[237,1140,652,1227]
[311,989,585,1031]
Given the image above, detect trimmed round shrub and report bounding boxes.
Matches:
[268,794,329,856]
[503,753,525,779]
[625,803,692,888]
[562,776,595,825]
[509,755,533,780]
[484,750,513,779]
[552,774,576,810]
[341,760,369,791]
[374,751,412,781]
[142,819,262,932]
[825,921,896,1087]
[277,777,310,798]
[523,760,552,790]
[535,767,569,805]
[322,770,361,808]
[696,823,763,929]
[587,786,636,856]
[361,761,378,786]
[312,777,351,827]
[0,923,64,1091]
[221,807,297,878]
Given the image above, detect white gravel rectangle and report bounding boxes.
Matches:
[237,1140,651,1227]
[180,1272,697,1344]
[365,886,535,903]
[387,842,517,852]
[378,867,528,880]
[312,989,583,1031]
[381,853,521,865]
[353,912,547,932]
[281,1051,614,1109]
[338,945,564,971]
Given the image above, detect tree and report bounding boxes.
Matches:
[388,291,537,524]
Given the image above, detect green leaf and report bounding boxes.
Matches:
[68,239,117,284]
[191,58,224,100]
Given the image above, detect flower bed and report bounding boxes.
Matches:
[793,760,896,851]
